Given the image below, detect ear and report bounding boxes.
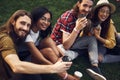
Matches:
[11,20,15,26]
[77,1,81,7]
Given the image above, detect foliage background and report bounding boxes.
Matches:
[0,0,120,80]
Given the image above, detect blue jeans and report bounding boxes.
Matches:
[70,36,98,65]
[98,33,120,63]
[116,33,120,46]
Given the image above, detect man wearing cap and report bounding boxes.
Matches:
[51,0,106,80]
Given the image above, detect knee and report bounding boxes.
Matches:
[45,48,58,57]
[40,48,54,55]
[44,48,53,53]
[89,36,96,42]
[88,36,97,45]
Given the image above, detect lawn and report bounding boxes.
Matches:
[0,0,120,80]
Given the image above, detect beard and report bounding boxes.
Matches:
[16,28,29,38]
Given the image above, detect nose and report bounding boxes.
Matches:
[85,7,90,12]
[103,12,108,16]
[44,20,49,24]
[23,24,29,31]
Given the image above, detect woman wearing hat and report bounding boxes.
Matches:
[90,0,120,63]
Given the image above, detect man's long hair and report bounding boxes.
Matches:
[0,10,32,34]
[72,0,94,16]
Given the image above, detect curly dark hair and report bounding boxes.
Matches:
[91,5,111,38]
[31,6,52,39]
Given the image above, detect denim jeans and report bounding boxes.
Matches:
[116,33,120,45]
[70,36,98,65]
[98,33,120,63]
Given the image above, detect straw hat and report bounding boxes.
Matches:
[94,0,116,13]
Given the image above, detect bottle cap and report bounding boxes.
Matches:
[74,71,83,78]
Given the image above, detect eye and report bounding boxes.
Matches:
[27,23,31,28]
[83,4,88,7]
[47,19,51,23]
[41,16,51,23]
[41,16,46,21]
[20,21,26,25]
[100,9,110,15]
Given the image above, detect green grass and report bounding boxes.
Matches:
[0,0,77,26]
[0,0,120,80]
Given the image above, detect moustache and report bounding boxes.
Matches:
[19,29,29,34]
[82,10,89,14]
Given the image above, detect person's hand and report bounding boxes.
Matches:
[98,54,104,62]
[75,17,88,31]
[93,27,101,38]
[52,58,72,73]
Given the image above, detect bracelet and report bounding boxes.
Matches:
[63,73,68,80]
[73,28,79,33]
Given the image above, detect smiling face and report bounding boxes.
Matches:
[78,0,93,16]
[12,15,31,38]
[98,6,110,22]
[36,12,51,31]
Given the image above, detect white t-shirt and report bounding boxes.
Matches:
[25,30,40,46]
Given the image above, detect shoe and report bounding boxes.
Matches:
[86,66,106,80]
